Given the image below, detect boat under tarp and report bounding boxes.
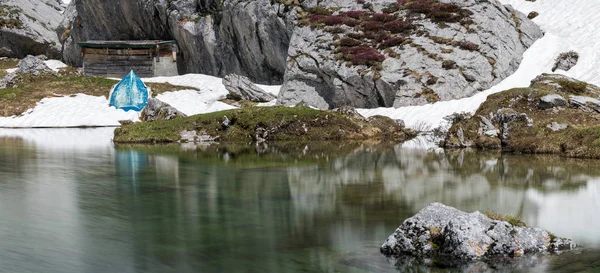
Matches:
[109,70,150,111]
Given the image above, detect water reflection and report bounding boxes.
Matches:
[0,129,599,272]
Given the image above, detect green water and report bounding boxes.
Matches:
[0,129,599,273]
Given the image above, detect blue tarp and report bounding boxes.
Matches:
[109,70,149,112]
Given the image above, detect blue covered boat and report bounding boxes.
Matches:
[109,70,150,111]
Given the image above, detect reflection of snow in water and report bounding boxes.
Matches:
[287,146,600,246]
[526,181,600,247]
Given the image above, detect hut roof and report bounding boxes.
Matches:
[78,40,176,49]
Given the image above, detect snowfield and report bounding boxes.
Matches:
[1,0,597,129]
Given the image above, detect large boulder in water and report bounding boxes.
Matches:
[277,0,543,109]
[0,0,62,59]
[381,203,575,260]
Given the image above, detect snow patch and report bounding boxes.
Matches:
[0,94,139,128]
[44,60,68,72]
[156,89,237,116]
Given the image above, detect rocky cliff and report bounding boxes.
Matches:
[59,0,542,107]
[59,0,295,84]
[0,0,63,58]
[277,0,543,109]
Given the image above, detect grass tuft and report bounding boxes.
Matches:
[484,212,527,227]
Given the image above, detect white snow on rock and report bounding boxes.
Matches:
[144,74,238,116]
[156,89,236,116]
[358,0,600,130]
[44,60,68,72]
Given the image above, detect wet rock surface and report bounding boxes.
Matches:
[381,203,575,260]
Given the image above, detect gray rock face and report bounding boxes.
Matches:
[15,55,54,75]
[141,98,187,122]
[223,74,276,102]
[569,95,600,113]
[539,94,567,109]
[60,0,295,84]
[278,0,543,109]
[381,203,575,260]
[0,0,63,59]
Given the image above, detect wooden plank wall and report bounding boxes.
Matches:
[83,48,154,77]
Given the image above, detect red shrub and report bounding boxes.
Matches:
[323,15,359,27]
[310,15,326,22]
[363,31,390,42]
[383,20,413,34]
[457,40,479,51]
[371,13,395,22]
[342,46,386,66]
[340,10,368,19]
[379,37,407,49]
[339,37,362,47]
[361,20,384,31]
[396,0,472,23]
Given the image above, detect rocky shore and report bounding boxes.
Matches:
[443,74,600,158]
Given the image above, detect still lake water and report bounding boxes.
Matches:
[0,128,599,273]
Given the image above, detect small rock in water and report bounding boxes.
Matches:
[381,203,576,261]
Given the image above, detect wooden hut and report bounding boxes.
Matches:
[78,40,178,78]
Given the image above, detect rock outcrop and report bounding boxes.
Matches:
[444,74,600,158]
[0,0,63,59]
[552,51,579,72]
[0,55,53,88]
[141,98,187,122]
[223,74,276,102]
[381,203,575,260]
[277,0,543,109]
[59,0,295,84]
[114,106,417,143]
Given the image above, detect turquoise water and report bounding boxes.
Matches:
[0,128,599,273]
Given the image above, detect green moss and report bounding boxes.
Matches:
[557,79,587,94]
[484,212,527,227]
[0,5,22,29]
[114,106,416,143]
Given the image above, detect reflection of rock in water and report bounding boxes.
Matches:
[286,146,600,246]
[386,253,549,273]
